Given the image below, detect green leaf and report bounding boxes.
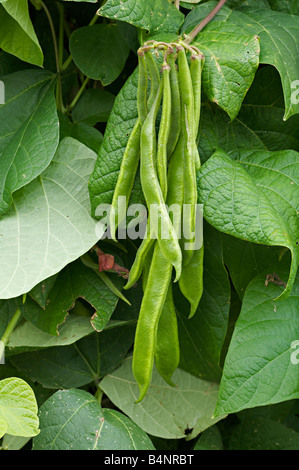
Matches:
[229,417,299,450]
[33,388,154,450]
[98,0,184,34]
[7,314,95,354]
[22,260,122,336]
[72,89,115,125]
[70,24,130,85]
[0,418,7,438]
[234,7,299,120]
[59,113,103,154]
[0,137,104,300]
[199,66,299,162]
[197,149,299,300]
[11,326,135,388]
[193,22,260,120]
[0,69,59,215]
[0,0,43,66]
[185,4,299,119]
[222,234,286,299]
[0,377,39,438]
[100,356,225,440]
[193,425,223,450]
[215,265,299,416]
[177,223,231,381]
[268,0,299,15]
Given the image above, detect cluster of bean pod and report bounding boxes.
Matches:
[110,40,205,402]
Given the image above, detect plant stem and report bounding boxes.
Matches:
[40,1,65,112]
[67,76,90,111]
[184,0,227,44]
[174,0,180,9]
[41,1,60,72]
[0,308,22,348]
[57,2,65,70]
[95,386,103,405]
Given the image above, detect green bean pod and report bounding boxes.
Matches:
[190,53,204,171]
[144,50,161,109]
[154,283,180,386]
[178,243,204,318]
[132,242,173,403]
[137,51,148,124]
[109,120,141,241]
[177,47,197,266]
[167,53,181,159]
[150,129,185,387]
[157,59,171,199]
[124,218,155,290]
[140,78,182,281]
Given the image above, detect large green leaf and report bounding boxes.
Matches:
[21,260,122,336]
[222,235,287,299]
[0,138,104,299]
[100,356,225,440]
[11,327,135,389]
[0,0,43,66]
[197,149,299,300]
[193,22,260,120]
[0,69,59,215]
[7,314,95,354]
[268,0,299,15]
[33,389,154,450]
[0,377,39,438]
[70,24,130,85]
[229,416,299,450]
[72,89,115,125]
[98,0,184,34]
[199,66,299,162]
[185,3,299,119]
[215,266,299,416]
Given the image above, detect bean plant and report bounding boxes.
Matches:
[0,0,299,451]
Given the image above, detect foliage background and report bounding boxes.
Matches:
[0,0,298,450]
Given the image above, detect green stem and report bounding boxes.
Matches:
[40,1,65,112]
[61,54,73,72]
[95,386,103,406]
[57,2,65,70]
[67,76,90,111]
[1,308,22,348]
[184,0,227,44]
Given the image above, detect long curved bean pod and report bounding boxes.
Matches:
[140,78,182,281]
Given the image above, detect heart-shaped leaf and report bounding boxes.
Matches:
[0,0,43,66]
[0,69,59,215]
[70,24,130,85]
[215,265,299,416]
[193,22,260,120]
[0,137,104,299]
[100,356,225,440]
[197,149,299,300]
[33,388,154,450]
[98,0,184,34]
[0,377,39,438]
